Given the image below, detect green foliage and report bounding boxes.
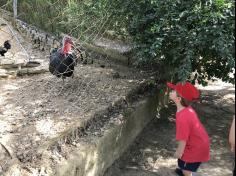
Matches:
[60,0,112,41]
[109,0,235,84]
[1,0,235,85]
[0,0,67,33]
[0,0,12,11]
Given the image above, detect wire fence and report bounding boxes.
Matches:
[0,2,158,171]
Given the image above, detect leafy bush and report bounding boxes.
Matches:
[61,0,236,84]
[109,0,235,84]
[1,0,235,84]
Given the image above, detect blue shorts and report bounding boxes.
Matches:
[178,159,201,172]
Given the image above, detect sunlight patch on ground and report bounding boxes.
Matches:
[35,117,68,138]
[152,157,176,171]
[0,82,20,100]
[223,94,235,99]
[0,95,6,104]
[199,163,233,176]
[197,80,234,91]
[2,83,19,90]
[0,120,11,133]
[36,118,57,137]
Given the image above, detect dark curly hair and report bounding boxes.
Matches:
[176,93,192,107]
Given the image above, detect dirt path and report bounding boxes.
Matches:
[105,81,235,176]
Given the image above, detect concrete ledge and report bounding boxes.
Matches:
[53,92,158,176]
[4,91,159,176]
[83,43,132,66]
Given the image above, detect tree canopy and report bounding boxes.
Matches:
[1,0,235,85]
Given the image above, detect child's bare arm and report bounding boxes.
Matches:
[229,116,235,153]
[174,141,186,159]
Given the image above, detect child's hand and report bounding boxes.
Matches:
[231,144,235,154]
[174,151,183,159]
[174,141,186,159]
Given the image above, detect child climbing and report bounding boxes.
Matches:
[167,82,210,176]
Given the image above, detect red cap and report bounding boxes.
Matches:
[167,82,200,101]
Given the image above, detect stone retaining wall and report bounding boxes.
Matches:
[15,19,61,52]
[4,89,162,176]
[14,20,133,65]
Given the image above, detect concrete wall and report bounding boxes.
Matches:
[4,91,162,176]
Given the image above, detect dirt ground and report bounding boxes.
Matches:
[105,81,235,176]
[1,18,155,174]
[0,59,153,172]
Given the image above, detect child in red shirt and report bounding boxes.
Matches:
[167,82,210,176]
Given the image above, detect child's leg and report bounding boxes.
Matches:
[177,159,201,176]
[182,170,192,176]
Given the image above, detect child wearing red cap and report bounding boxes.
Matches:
[167,82,210,176]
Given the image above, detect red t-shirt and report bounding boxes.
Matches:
[176,106,210,163]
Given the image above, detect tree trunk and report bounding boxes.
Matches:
[13,0,17,18]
